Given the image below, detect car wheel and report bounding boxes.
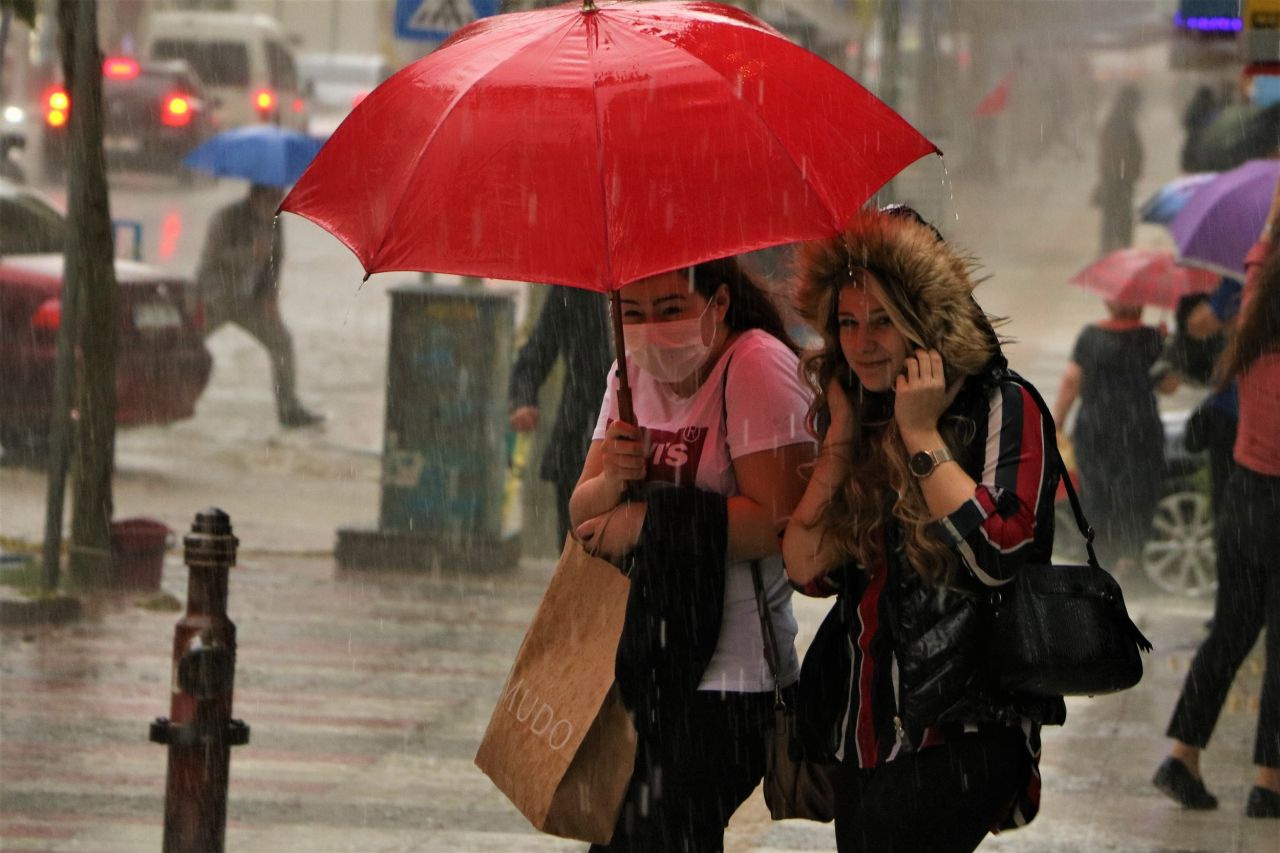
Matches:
[1141,490,1216,597]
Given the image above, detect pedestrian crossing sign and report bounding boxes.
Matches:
[394,0,500,42]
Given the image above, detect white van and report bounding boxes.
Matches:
[142,11,308,132]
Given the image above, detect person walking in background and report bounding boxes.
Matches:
[1053,300,1176,569]
[1154,175,1280,820]
[1180,85,1219,173]
[507,286,612,544]
[1094,85,1144,254]
[197,183,323,428]
[1167,279,1241,518]
[783,208,1065,852]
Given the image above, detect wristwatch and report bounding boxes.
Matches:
[909,447,955,478]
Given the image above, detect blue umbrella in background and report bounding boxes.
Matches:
[1139,172,1218,225]
[183,125,324,187]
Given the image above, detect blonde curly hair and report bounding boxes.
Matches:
[792,208,1004,586]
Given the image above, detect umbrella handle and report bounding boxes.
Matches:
[609,289,636,426]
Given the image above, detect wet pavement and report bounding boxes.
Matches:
[0,535,1274,852]
[3,42,1278,853]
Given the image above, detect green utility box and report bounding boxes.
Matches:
[336,284,521,572]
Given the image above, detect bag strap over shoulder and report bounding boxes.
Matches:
[999,369,1102,569]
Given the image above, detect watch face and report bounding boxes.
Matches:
[909,450,934,477]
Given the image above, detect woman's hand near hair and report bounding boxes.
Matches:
[783,379,856,585]
[895,349,978,521]
[894,349,962,443]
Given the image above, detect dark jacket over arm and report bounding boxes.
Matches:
[615,485,728,743]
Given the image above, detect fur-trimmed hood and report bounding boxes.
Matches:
[794,208,1002,379]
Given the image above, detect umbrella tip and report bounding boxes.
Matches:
[362,272,371,283]
[581,0,597,11]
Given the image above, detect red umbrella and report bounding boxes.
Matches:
[1069,248,1220,310]
[282,0,939,418]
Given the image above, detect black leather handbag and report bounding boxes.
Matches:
[987,375,1153,697]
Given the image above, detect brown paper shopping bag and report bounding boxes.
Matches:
[475,534,636,844]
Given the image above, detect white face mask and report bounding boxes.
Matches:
[623,299,718,383]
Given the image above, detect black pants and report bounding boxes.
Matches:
[590,690,772,853]
[833,728,1030,853]
[1167,466,1280,767]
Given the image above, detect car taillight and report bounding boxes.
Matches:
[253,88,276,113]
[103,56,140,80]
[291,97,304,113]
[162,94,193,127]
[32,299,61,333]
[46,89,69,127]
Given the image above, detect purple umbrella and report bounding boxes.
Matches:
[1170,159,1280,280]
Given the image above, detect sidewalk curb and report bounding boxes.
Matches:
[0,592,82,627]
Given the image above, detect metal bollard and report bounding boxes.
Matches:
[149,508,250,853]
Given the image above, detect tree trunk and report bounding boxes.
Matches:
[58,0,118,588]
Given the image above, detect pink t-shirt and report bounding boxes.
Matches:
[593,328,813,692]
[1234,239,1280,477]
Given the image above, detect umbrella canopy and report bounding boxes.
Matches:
[184,125,325,187]
[1069,249,1219,310]
[1138,172,1217,225]
[1171,158,1280,280]
[281,0,939,292]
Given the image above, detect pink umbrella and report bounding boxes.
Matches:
[1069,248,1221,310]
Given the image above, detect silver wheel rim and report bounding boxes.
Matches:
[1142,491,1216,597]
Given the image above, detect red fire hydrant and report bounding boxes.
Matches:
[149,508,250,853]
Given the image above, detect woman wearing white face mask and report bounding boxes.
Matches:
[570,256,815,852]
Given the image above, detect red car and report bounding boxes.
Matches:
[0,180,211,459]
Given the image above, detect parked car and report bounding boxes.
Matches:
[0,180,212,460]
[1054,407,1216,597]
[41,56,215,181]
[298,51,392,137]
[143,11,309,133]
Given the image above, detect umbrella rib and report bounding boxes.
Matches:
[583,16,616,289]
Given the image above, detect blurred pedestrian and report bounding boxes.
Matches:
[783,208,1065,852]
[1180,85,1219,173]
[507,286,612,544]
[197,183,322,428]
[1154,174,1280,820]
[570,258,814,851]
[1053,300,1176,569]
[1167,279,1241,516]
[1093,85,1144,254]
